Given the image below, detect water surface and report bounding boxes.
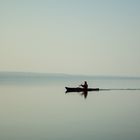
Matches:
[0,73,140,140]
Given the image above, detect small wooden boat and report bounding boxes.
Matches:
[65,87,99,92]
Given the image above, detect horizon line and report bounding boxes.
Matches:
[0,71,140,79]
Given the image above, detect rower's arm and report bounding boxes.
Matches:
[80,84,84,88]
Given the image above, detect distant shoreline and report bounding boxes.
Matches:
[0,71,140,80]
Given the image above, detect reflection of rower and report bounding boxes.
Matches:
[81,90,88,99]
[80,81,88,90]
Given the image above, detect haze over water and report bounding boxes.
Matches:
[1,0,140,76]
[0,72,140,140]
[1,0,140,139]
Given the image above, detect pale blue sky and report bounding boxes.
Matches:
[0,0,140,76]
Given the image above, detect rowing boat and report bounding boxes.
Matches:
[65,87,99,92]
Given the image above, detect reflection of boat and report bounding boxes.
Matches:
[65,87,99,92]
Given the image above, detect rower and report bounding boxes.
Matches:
[80,81,88,90]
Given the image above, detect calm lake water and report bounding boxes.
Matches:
[0,73,140,140]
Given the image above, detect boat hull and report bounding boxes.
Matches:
[65,87,99,92]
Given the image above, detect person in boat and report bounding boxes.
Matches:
[80,81,88,90]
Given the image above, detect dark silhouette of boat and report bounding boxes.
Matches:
[65,87,99,92]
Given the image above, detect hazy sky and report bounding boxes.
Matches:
[0,0,140,76]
